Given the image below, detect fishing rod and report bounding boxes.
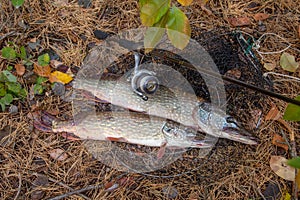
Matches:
[149,51,300,107]
[116,38,300,106]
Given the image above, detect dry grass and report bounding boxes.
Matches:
[0,0,299,199]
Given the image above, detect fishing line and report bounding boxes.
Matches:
[263,72,300,83]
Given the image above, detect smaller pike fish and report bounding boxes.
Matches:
[52,112,213,149]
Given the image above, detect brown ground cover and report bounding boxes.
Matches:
[0,0,299,199]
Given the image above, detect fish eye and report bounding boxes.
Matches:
[226,116,236,124]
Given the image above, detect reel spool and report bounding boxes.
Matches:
[131,52,159,100]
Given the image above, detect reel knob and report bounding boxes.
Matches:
[131,69,159,96]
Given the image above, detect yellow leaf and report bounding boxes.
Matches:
[177,0,193,6]
[49,71,73,84]
[283,192,291,200]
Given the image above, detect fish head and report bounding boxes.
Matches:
[161,122,212,148]
[194,103,258,145]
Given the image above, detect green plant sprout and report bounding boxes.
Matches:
[0,70,26,111]
[139,0,192,52]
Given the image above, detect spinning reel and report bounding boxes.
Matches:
[131,52,160,101]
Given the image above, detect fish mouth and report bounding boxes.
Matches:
[191,139,213,148]
[221,127,259,145]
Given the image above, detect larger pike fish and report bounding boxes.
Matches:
[73,79,258,145]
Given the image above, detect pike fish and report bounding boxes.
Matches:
[73,79,258,145]
[52,112,212,149]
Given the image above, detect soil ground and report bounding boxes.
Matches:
[0,0,300,199]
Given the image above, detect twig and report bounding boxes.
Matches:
[0,31,15,41]
[13,173,22,200]
[250,183,266,200]
[47,177,91,200]
[48,184,102,200]
[31,172,91,200]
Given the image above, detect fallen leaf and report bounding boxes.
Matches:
[283,95,300,121]
[14,64,25,76]
[265,104,281,121]
[283,192,291,200]
[53,0,68,6]
[225,68,241,79]
[298,25,300,39]
[270,156,295,181]
[296,171,300,190]
[50,60,63,68]
[227,17,251,27]
[104,177,134,192]
[263,62,276,71]
[31,175,49,200]
[253,13,269,21]
[162,186,178,199]
[262,182,281,200]
[30,38,37,43]
[272,134,288,151]
[177,0,193,6]
[105,182,119,192]
[49,148,68,161]
[33,63,51,77]
[49,71,73,84]
[249,109,262,129]
[32,174,49,186]
[280,52,299,72]
[46,108,60,116]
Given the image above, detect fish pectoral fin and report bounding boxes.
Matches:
[106,136,128,143]
[157,141,167,160]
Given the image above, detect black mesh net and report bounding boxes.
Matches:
[74,27,271,178]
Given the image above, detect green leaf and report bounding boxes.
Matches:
[283,95,300,121]
[144,14,168,53]
[139,0,149,8]
[6,65,13,71]
[19,88,27,99]
[166,6,191,50]
[0,100,5,111]
[33,84,44,95]
[6,82,21,94]
[287,157,300,169]
[11,0,24,8]
[19,46,27,59]
[36,76,48,84]
[1,47,17,60]
[140,0,170,26]
[1,93,13,105]
[280,52,299,72]
[144,27,165,53]
[38,53,50,66]
[0,83,6,96]
[0,70,17,83]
